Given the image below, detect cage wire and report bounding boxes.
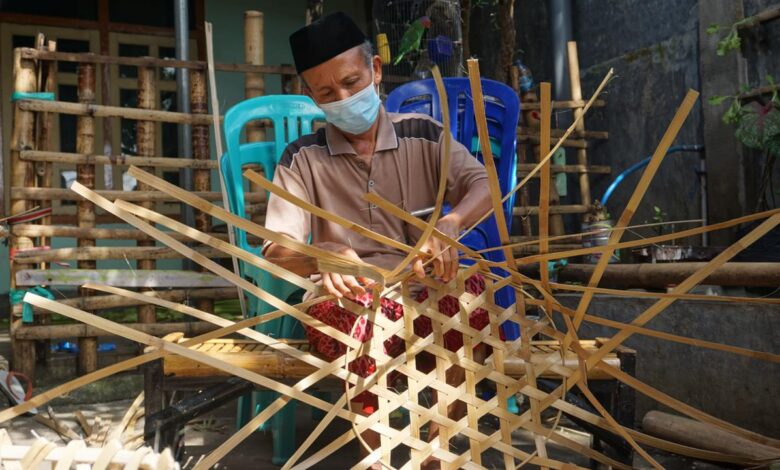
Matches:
[372,0,464,82]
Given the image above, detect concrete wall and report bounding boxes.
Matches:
[556,294,780,438]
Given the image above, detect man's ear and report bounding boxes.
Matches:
[372,55,382,87]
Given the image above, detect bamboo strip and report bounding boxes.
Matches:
[207,20,254,319]
[387,66,452,280]
[125,165,387,283]
[567,42,593,211]
[569,90,699,335]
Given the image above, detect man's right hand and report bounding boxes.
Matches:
[315,242,373,299]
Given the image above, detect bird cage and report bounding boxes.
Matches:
[372,0,464,81]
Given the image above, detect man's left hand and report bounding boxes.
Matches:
[412,214,462,282]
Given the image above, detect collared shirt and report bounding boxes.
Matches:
[263,107,488,272]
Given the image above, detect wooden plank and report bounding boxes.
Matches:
[15,269,234,288]
[567,41,593,212]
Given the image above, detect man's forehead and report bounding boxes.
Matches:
[301,46,368,84]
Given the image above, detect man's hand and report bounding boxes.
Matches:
[413,214,462,282]
[315,242,373,299]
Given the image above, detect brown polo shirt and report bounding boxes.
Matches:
[263,107,487,272]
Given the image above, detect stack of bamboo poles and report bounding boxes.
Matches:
[6,13,283,379]
[5,62,779,469]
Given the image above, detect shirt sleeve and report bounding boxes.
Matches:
[442,134,488,207]
[261,164,311,254]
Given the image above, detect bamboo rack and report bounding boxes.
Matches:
[4,17,299,379]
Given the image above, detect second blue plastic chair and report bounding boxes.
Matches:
[386,77,521,340]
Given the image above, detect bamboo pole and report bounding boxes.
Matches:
[19,47,297,76]
[9,49,38,378]
[556,262,780,288]
[244,10,267,208]
[190,69,213,314]
[34,37,56,363]
[10,224,257,243]
[567,41,592,214]
[514,204,589,216]
[12,287,237,316]
[16,98,212,125]
[15,321,218,341]
[13,245,230,263]
[517,163,610,175]
[21,150,219,169]
[513,65,533,237]
[35,39,56,260]
[9,186,266,203]
[76,61,98,374]
[136,63,157,325]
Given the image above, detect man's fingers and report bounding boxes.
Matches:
[343,275,366,297]
[330,274,354,299]
[413,258,425,279]
[447,246,459,281]
[322,273,341,298]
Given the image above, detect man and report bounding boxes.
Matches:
[263,12,493,468]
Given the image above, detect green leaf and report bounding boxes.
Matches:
[766,74,776,86]
[741,83,751,93]
[706,23,722,34]
[708,95,730,105]
[723,100,743,124]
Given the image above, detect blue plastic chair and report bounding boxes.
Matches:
[220,95,325,465]
[386,78,521,340]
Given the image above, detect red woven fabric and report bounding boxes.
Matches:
[304,274,490,412]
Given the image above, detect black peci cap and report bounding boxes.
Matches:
[289,12,367,74]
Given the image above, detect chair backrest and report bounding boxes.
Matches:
[386,77,520,223]
[221,95,325,249]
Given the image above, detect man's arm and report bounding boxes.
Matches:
[265,240,373,299]
[412,178,491,282]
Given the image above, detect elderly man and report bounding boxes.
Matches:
[263,12,493,467]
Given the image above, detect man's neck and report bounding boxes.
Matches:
[343,118,380,160]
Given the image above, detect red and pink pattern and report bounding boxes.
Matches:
[304,274,491,412]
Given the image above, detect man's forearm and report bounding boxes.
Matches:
[447,180,493,231]
[264,243,318,277]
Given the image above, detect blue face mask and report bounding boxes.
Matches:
[318,81,381,135]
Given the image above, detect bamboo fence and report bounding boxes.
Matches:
[6,19,608,381]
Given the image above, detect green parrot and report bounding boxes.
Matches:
[393,16,432,66]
